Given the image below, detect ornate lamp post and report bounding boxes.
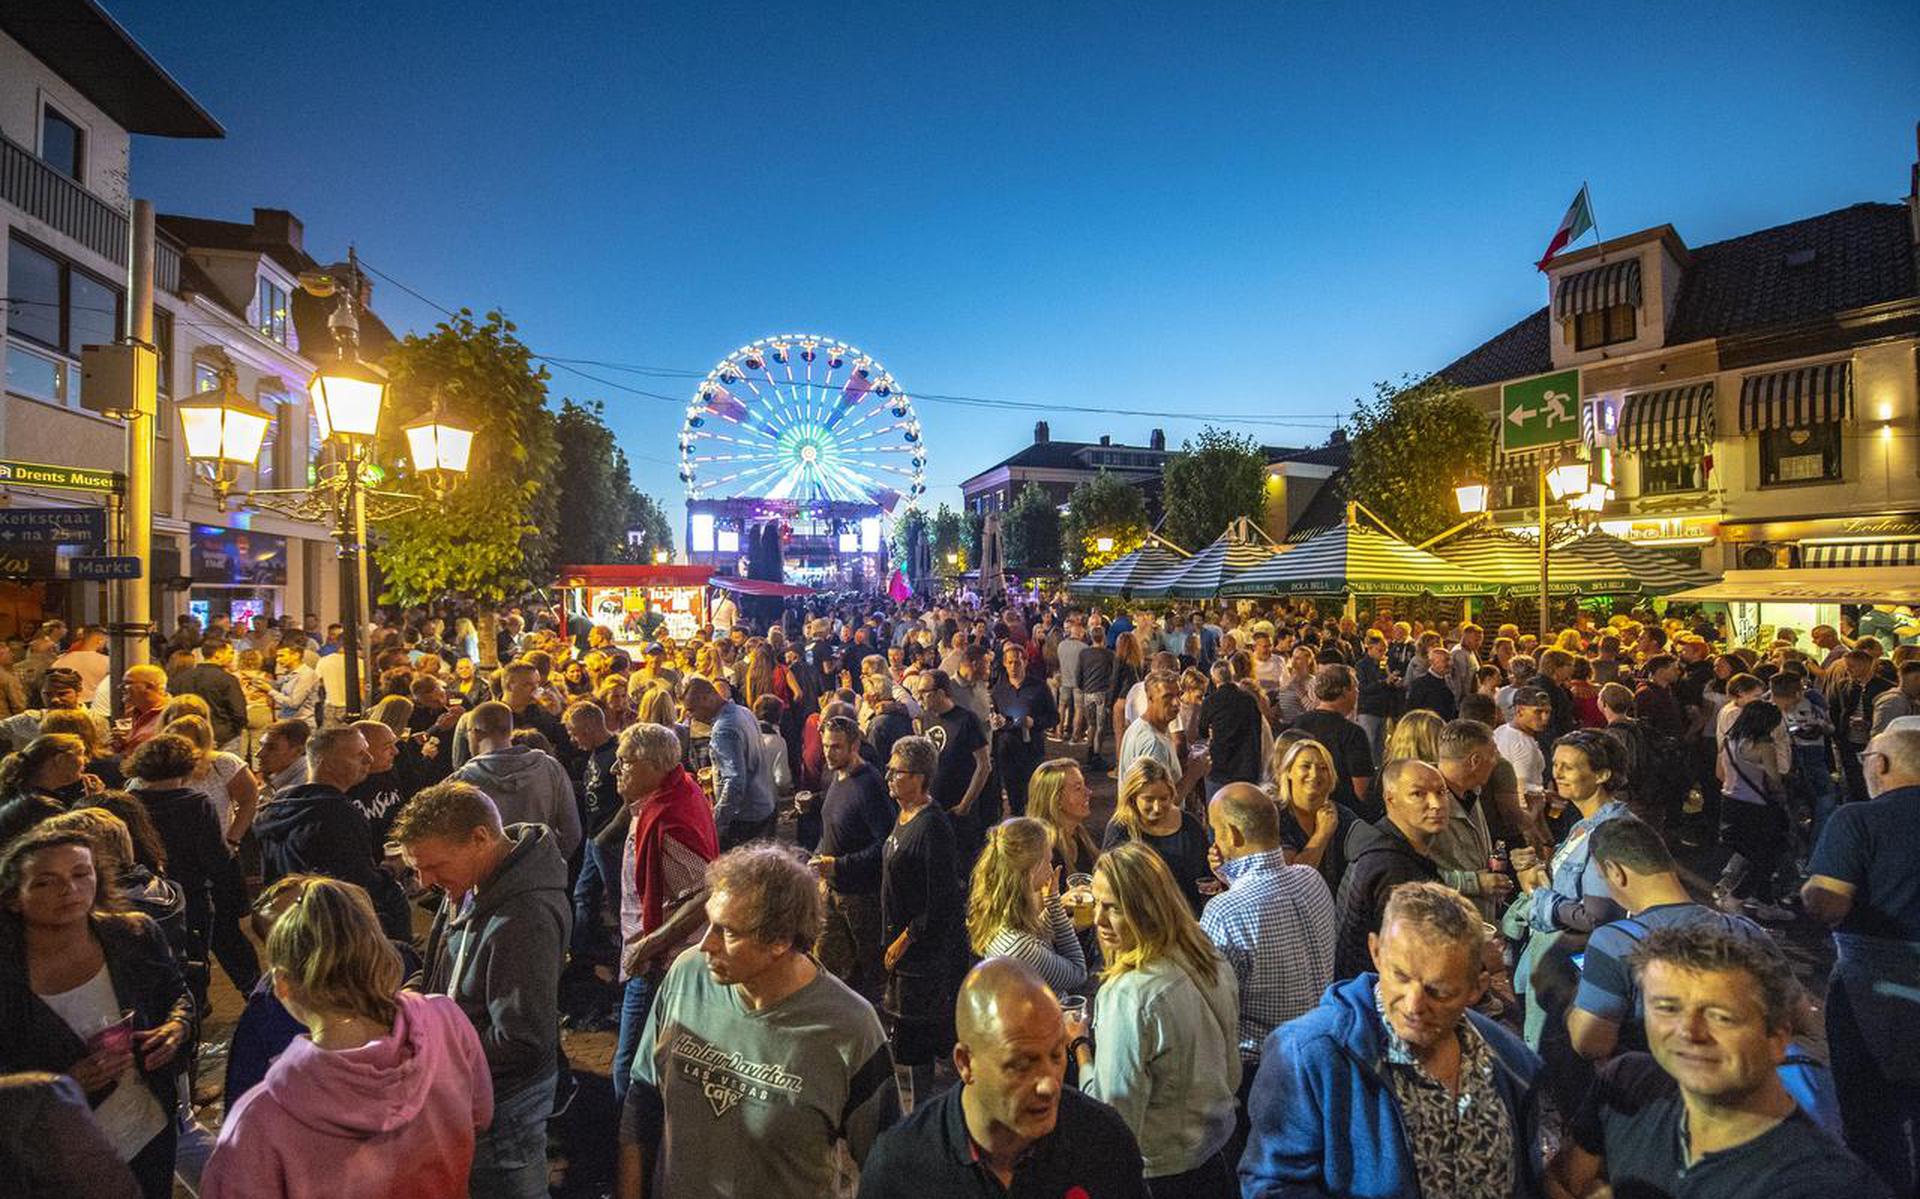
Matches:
[1456,447,1610,640]
[180,250,474,717]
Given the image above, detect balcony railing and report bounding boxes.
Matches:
[2,131,182,294]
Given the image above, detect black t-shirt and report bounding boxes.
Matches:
[1194,682,1264,785]
[857,1080,1146,1199]
[581,739,622,835]
[1102,811,1212,915]
[924,706,987,811]
[348,770,407,847]
[1292,709,1375,811]
[1572,1052,1888,1199]
[820,762,895,895]
[881,805,961,976]
[1405,674,1457,721]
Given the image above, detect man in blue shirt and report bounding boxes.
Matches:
[1803,727,1920,1193]
[683,676,776,849]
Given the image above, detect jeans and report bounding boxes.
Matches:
[817,889,884,1003]
[1084,697,1112,763]
[612,975,655,1107]
[1355,714,1388,769]
[1828,936,1920,1194]
[1792,741,1838,846]
[470,1072,557,1199]
[571,835,622,957]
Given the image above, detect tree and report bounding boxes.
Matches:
[930,504,968,574]
[890,506,928,574]
[549,399,628,565]
[1001,481,1064,575]
[1160,426,1267,550]
[1063,470,1149,574]
[616,464,675,561]
[372,309,559,621]
[1345,374,1490,544]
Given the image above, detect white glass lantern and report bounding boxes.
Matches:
[1454,482,1490,515]
[309,356,388,440]
[403,412,475,474]
[177,372,272,466]
[1546,460,1591,502]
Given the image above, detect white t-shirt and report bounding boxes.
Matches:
[39,966,166,1160]
[1118,718,1182,786]
[1124,680,1148,726]
[1493,723,1546,793]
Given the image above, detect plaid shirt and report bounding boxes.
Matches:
[1199,848,1336,1061]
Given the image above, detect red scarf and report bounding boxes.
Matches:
[633,765,719,932]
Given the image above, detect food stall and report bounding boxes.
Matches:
[556,564,714,646]
[1664,566,1920,650]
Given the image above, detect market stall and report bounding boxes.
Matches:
[1068,540,1192,598]
[556,563,714,645]
[1665,566,1920,648]
[1131,525,1274,600]
[1222,522,1497,614]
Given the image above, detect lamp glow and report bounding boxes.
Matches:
[1454,482,1490,515]
[1546,461,1591,501]
[309,356,388,440]
[403,413,475,474]
[177,372,273,466]
[1094,535,1115,554]
[653,549,669,564]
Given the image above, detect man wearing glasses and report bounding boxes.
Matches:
[880,734,963,1104]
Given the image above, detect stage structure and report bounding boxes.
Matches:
[680,334,927,590]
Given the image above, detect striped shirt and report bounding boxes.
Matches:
[1199,848,1336,1061]
[981,895,1088,994]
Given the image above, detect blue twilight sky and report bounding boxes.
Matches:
[113,0,1920,530]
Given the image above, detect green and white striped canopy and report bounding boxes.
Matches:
[1222,524,1497,597]
[1429,529,1715,595]
[1557,531,1716,592]
[1134,534,1277,599]
[1068,541,1191,597]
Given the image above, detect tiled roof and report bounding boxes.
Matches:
[1436,201,1919,389]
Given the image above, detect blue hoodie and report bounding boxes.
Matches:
[1239,974,1544,1199]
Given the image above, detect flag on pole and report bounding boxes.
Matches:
[1536,185,1595,271]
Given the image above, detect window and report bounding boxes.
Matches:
[5,236,122,408]
[7,239,63,350]
[1638,446,1704,496]
[1760,424,1842,486]
[153,309,174,399]
[1573,303,1636,351]
[193,362,223,395]
[257,393,291,488]
[257,277,290,344]
[306,405,324,485]
[39,106,84,180]
[1492,462,1538,509]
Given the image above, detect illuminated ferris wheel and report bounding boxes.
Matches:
[677,334,927,509]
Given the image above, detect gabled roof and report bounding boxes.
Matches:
[0,0,222,138]
[1436,201,1920,389]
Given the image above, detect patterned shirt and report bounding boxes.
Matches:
[1199,848,1335,1060]
[1375,983,1514,1199]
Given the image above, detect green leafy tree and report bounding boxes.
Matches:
[1063,470,1149,574]
[1345,374,1490,543]
[930,503,968,574]
[1001,482,1064,574]
[549,399,629,565]
[616,463,676,561]
[373,310,559,641]
[889,506,928,575]
[1160,426,1267,550]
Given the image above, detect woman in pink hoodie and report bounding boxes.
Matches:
[202,877,493,1199]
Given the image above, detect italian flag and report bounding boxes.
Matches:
[1536,185,1594,270]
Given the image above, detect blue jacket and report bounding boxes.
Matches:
[1239,974,1545,1199]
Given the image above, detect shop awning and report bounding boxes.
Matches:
[707,576,814,597]
[1803,541,1920,569]
[1224,524,1497,598]
[1666,566,1919,606]
[1555,259,1642,319]
[1135,534,1275,600]
[1617,382,1715,453]
[1428,530,1634,595]
[1737,360,1853,432]
[1556,531,1716,592]
[1069,541,1191,597]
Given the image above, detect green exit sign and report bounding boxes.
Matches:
[1500,369,1583,453]
[0,459,122,492]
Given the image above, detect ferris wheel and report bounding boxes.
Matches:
[677,334,927,509]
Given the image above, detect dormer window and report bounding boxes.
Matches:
[1556,259,1641,351]
[257,276,290,345]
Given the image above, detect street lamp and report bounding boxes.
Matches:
[653,548,670,564]
[181,248,474,718]
[1094,535,1115,554]
[1453,481,1490,516]
[1453,446,1600,641]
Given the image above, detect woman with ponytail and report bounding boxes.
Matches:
[966,816,1087,994]
[0,733,91,845]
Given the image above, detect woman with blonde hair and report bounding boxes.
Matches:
[1359,707,1445,820]
[1025,757,1100,875]
[966,816,1087,993]
[202,877,493,1198]
[1103,757,1212,915]
[741,644,778,712]
[152,713,258,843]
[1269,737,1356,891]
[1068,841,1239,1196]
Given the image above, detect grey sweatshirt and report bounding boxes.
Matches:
[454,745,582,856]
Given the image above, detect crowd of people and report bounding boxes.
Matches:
[0,594,1915,1198]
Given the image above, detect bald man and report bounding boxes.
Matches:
[858,958,1146,1199]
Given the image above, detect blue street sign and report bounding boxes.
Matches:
[70,556,142,581]
[0,507,106,545]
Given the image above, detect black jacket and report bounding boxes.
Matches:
[0,912,195,1111]
[169,663,249,746]
[1404,673,1457,721]
[253,782,412,941]
[1332,818,1441,980]
[129,786,225,902]
[0,1072,141,1198]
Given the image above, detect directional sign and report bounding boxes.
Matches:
[0,507,106,545]
[70,556,142,581]
[0,459,121,492]
[1500,369,1583,454]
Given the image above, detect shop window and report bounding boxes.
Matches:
[1639,447,1705,496]
[192,362,222,394]
[1573,303,1636,351]
[1492,463,1539,509]
[153,309,174,399]
[1760,424,1842,486]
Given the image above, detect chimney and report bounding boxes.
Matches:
[1099,434,1112,446]
[1149,428,1165,451]
[1034,420,1050,444]
[251,208,304,254]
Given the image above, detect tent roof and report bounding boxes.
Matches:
[1134,534,1274,599]
[1665,567,1919,605]
[1068,541,1191,597]
[1225,524,1497,597]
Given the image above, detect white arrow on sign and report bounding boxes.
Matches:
[1507,404,1538,427]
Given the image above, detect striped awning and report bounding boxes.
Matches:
[1557,531,1716,592]
[1803,541,1920,569]
[1136,534,1275,600]
[1223,524,1497,598]
[1069,542,1191,597]
[1617,382,1715,453]
[1738,361,1853,432]
[1555,259,1642,319]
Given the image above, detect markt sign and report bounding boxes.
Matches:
[1500,369,1583,454]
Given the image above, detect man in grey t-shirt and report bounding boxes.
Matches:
[619,843,900,1199]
